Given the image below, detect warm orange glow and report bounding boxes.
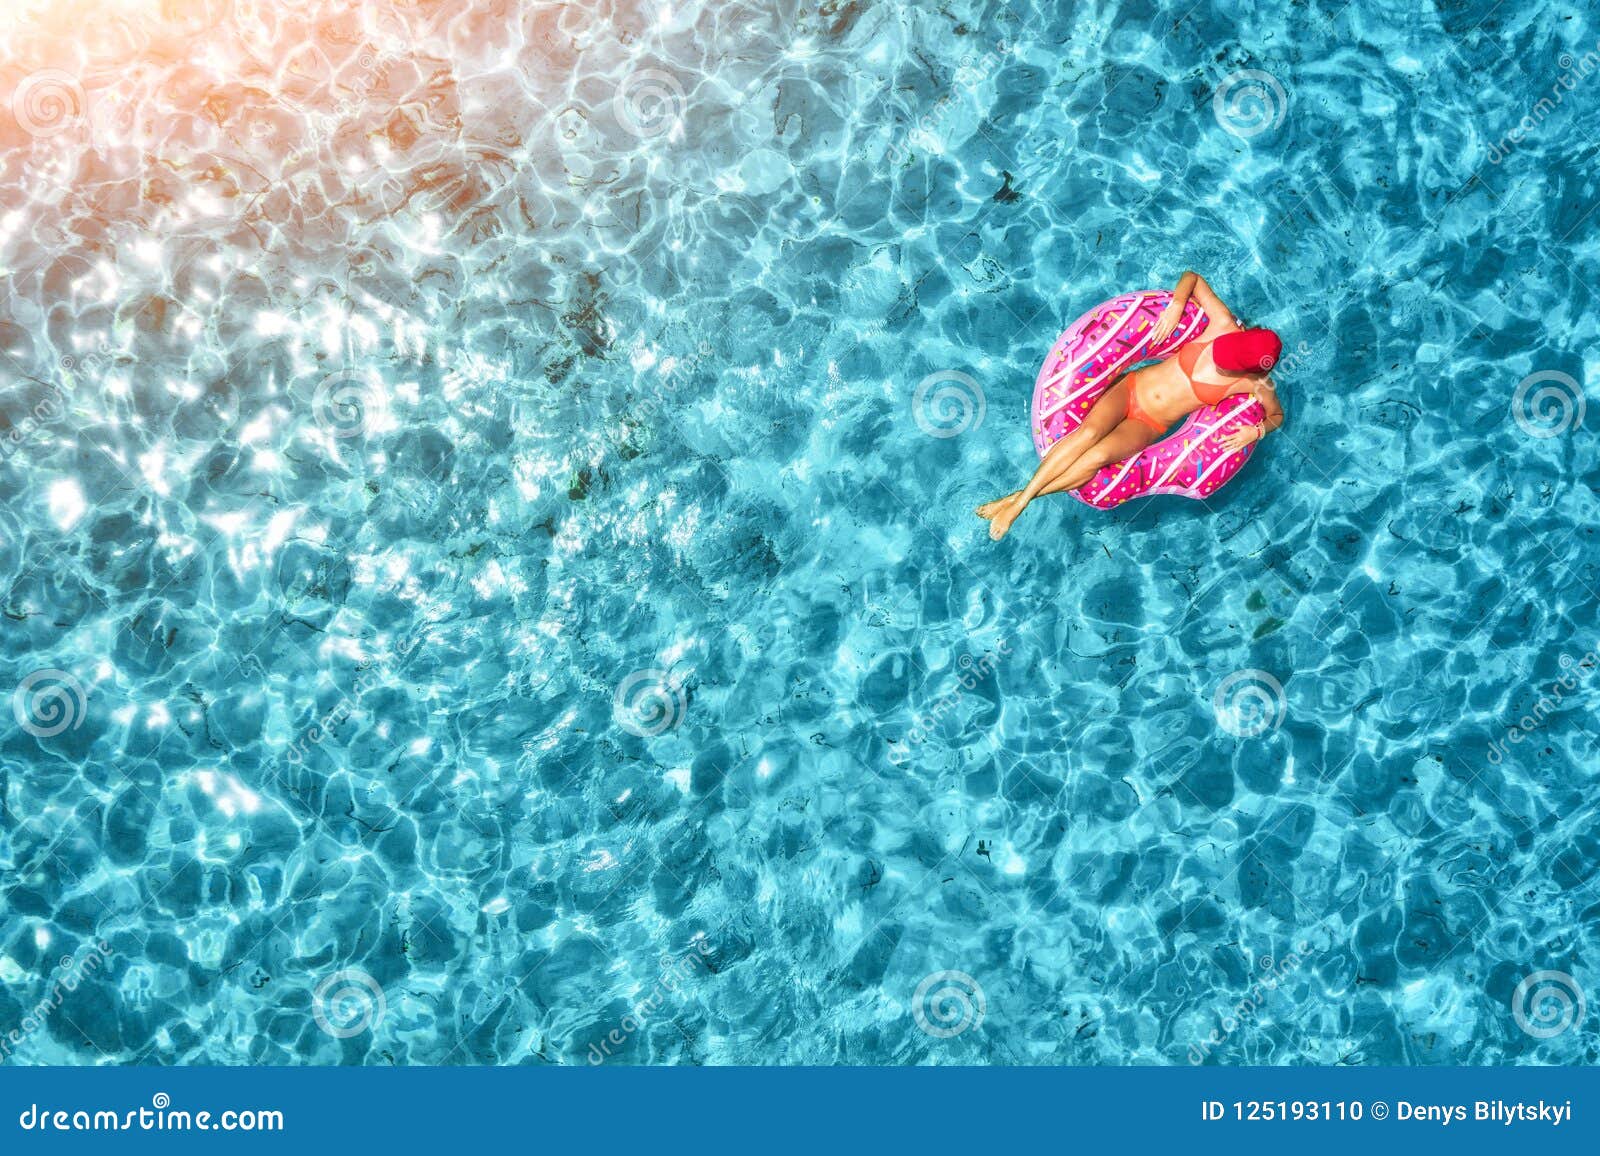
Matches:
[0,0,220,38]
[1,0,150,27]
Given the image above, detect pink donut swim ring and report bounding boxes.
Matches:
[1030,290,1267,510]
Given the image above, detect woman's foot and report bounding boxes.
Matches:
[976,492,1020,519]
[988,495,1027,540]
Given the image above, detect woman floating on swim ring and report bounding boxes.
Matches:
[978,271,1285,539]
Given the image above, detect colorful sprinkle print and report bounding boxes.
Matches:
[1029,291,1266,510]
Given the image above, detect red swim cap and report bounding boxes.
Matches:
[1213,328,1283,373]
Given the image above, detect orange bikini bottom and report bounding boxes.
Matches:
[1125,381,1168,433]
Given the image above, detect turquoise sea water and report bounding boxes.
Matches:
[1,0,1598,1065]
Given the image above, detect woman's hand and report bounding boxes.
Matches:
[1149,300,1184,346]
[1220,423,1264,453]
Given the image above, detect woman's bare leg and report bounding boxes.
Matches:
[977,379,1131,519]
[983,463,1103,510]
[988,419,1158,540]
[975,422,1101,516]
[978,460,1103,511]
[1049,420,1160,493]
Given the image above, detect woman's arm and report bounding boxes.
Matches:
[1187,273,1236,331]
[1151,271,1239,344]
[1149,271,1198,344]
[1220,377,1283,452]
[1170,270,1199,312]
[1253,377,1284,434]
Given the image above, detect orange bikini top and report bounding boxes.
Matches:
[1177,340,1234,406]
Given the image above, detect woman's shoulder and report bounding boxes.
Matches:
[1194,315,1242,343]
[1232,372,1276,398]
